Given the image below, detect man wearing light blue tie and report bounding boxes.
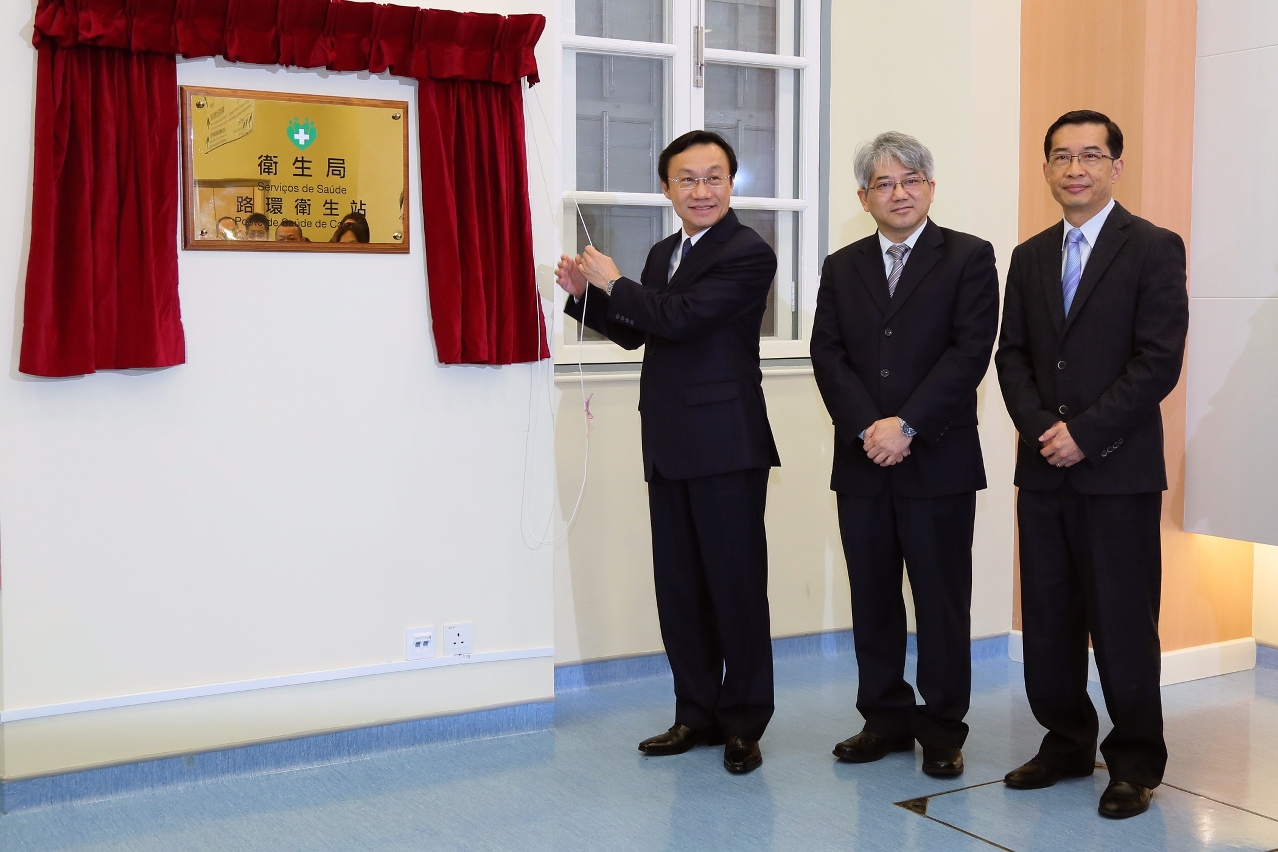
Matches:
[995,111,1189,819]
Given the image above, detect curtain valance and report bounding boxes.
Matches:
[32,0,542,83]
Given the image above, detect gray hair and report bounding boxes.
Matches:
[853,132,935,189]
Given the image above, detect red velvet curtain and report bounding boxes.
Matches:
[21,42,185,377]
[24,0,547,376]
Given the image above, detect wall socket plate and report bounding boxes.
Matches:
[406,626,436,661]
[444,622,473,656]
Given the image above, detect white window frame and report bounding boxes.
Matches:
[557,0,821,364]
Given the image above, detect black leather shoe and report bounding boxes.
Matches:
[921,745,964,777]
[638,724,725,756]
[1003,757,1094,789]
[723,737,762,774]
[1099,781,1152,818]
[832,730,915,763]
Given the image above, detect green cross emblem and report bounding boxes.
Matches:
[287,117,317,150]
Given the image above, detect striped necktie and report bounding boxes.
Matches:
[886,243,909,298]
[1062,228,1084,316]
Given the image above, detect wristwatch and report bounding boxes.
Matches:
[606,277,620,296]
[897,417,917,437]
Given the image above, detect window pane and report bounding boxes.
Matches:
[734,209,799,339]
[576,0,665,43]
[576,55,665,194]
[570,204,668,342]
[705,65,799,199]
[706,0,777,54]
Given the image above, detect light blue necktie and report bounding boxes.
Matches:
[1062,228,1084,316]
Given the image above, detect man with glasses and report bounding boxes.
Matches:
[811,132,999,778]
[995,111,1189,818]
[555,130,780,775]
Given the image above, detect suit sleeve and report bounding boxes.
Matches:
[995,245,1060,445]
[1067,229,1189,460]
[895,240,1000,442]
[604,237,777,343]
[810,255,882,444]
[563,285,646,350]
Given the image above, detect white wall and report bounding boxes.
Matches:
[0,0,559,778]
[1185,0,1278,545]
[552,0,1022,666]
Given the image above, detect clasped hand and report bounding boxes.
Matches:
[863,417,912,467]
[555,246,622,300]
[1039,420,1084,468]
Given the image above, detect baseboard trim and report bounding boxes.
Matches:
[554,631,1011,692]
[0,646,556,724]
[0,699,554,814]
[1008,631,1257,686]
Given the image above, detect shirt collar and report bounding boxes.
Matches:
[877,219,928,256]
[682,227,710,248]
[1062,198,1116,249]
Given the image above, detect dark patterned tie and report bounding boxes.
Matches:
[886,243,909,298]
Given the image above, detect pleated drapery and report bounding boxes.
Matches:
[22,0,548,376]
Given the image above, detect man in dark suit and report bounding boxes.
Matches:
[555,130,780,774]
[810,132,1000,778]
[995,110,1189,819]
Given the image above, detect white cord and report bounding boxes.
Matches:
[518,81,596,549]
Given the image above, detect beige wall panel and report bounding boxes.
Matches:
[553,376,663,665]
[1018,0,1146,241]
[1255,545,1278,647]
[1,657,552,780]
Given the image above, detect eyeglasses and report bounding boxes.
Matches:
[1047,151,1115,170]
[668,174,731,191]
[866,176,931,196]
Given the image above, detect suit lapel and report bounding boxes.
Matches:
[1062,203,1130,332]
[1037,221,1067,335]
[666,209,739,292]
[883,220,942,322]
[852,238,891,317]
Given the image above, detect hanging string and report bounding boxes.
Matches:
[518,80,598,549]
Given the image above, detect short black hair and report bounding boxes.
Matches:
[658,130,737,183]
[1044,110,1124,159]
[245,212,270,228]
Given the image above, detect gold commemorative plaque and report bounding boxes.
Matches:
[181,87,410,252]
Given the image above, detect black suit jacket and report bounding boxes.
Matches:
[994,203,1189,494]
[810,220,1000,497]
[564,209,780,481]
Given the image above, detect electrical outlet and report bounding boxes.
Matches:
[444,622,473,656]
[406,626,436,661]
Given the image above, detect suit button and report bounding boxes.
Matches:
[884,329,893,337]
[1058,404,1068,414]
[1057,360,1067,369]
[880,369,890,378]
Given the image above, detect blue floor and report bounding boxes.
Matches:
[3,651,1277,851]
